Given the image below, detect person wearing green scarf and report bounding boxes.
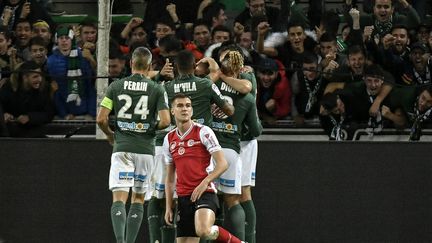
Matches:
[47,26,96,119]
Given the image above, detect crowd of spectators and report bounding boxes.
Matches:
[0,0,432,140]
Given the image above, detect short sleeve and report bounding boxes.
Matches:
[162,134,173,165]
[199,125,222,154]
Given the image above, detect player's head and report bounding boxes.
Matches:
[175,50,196,75]
[131,46,152,71]
[171,93,193,123]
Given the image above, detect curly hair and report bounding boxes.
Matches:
[221,50,244,75]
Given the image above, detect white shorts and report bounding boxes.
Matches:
[214,148,242,194]
[109,152,152,194]
[146,146,167,199]
[240,139,258,187]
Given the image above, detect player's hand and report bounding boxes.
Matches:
[191,179,209,202]
[107,132,114,146]
[240,65,254,73]
[369,101,380,117]
[164,207,174,226]
[160,58,174,80]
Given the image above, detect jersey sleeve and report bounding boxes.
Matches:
[162,133,173,165]
[199,125,222,154]
[100,83,115,110]
[241,71,257,97]
[244,95,263,138]
[207,79,227,109]
[156,84,170,111]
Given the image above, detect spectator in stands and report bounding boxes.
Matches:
[0,60,54,137]
[28,36,47,67]
[32,19,53,54]
[382,85,432,141]
[0,28,13,86]
[343,0,421,39]
[256,20,317,78]
[202,2,228,29]
[256,57,291,124]
[0,0,55,33]
[327,45,366,84]
[234,0,282,32]
[47,26,96,120]
[108,49,128,83]
[119,18,149,55]
[152,34,183,77]
[204,25,233,58]
[291,53,327,125]
[13,18,32,62]
[77,18,97,71]
[319,32,347,72]
[415,23,430,45]
[185,19,211,61]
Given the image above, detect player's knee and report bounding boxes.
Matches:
[131,192,145,204]
[195,226,211,238]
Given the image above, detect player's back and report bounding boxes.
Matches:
[165,74,226,126]
[108,73,168,154]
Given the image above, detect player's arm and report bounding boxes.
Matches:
[245,103,263,138]
[96,97,114,145]
[163,135,175,225]
[219,73,252,94]
[191,127,228,202]
[210,82,235,116]
[157,109,171,129]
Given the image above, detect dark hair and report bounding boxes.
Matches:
[320,10,340,35]
[29,36,47,48]
[418,85,432,97]
[0,26,12,40]
[80,16,97,28]
[347,45,365,57]
[159,34,183,54]
[20,60,41,74]
[156,17,176,31]
[287,21,305,32]
[320,92,339,111]
[302,52,318,64]
[363,64,385,80]
[202,2,226,26]
[193,19,210,33]
[171,93,191,105]
[211,25,232,40]
[14,18,31,29]
[319,32,337,43]
[175,50,195,72]
[391,24,409,33]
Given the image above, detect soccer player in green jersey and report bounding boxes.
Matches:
[97,47,171,243]
[211,50,262,240]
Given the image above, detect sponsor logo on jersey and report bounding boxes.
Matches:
[170,142,176,151]
[187,139,195,147]
[119,172,134,180]
[117,121,150,132]
[178,146,185,155]
[193,118,205,124]
[211,121,238,134]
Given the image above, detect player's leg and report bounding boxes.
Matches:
[240,139,258,243]
[177,196,200,243]
[216,148,245,240]
[110,152,135,243]
[125,153,151,243]
[194,193,243,243]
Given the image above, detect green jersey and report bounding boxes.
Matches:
[239,71,260,141]
[165,74,227,126]
[101,73,169,154]
[212,79,262,153]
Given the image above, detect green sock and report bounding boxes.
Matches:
[126,203,144,243]
[215,195,224,227]
[147,198,162,243]
[111,201,126,243]
[161,225,176,243]
[224,204,245,240]
[241,200,256,243]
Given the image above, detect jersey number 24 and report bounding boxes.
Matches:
[117,94,149,120]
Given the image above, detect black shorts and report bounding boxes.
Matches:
[176,192,219,237]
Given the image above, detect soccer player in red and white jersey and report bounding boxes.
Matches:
[163,93,245,243]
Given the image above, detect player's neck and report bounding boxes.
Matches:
[177,120,193,135]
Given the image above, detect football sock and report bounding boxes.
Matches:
[241,200,256,243]
[224,204,245,240]
[210,226,242,243]
[126,203,144,243]
[111,201,126,243]
[147,198,162,243]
